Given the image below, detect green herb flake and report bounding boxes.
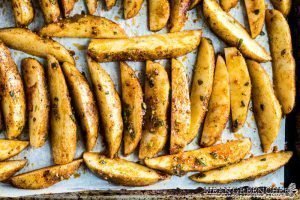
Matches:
[99,160,106,164]
[9,91,14,97]
[195,158,207,166]
[210,152,218,159]
[237,39,243,49]
[241,101,245,107]
[260,158,266,161]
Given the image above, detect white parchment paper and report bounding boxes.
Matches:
[0,0,285,197]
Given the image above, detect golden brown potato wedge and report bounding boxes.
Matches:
[61,0,76,17]
[11,0,34,27]
[104,0,116,10]
[87,56,123,158]
[220,0,238,12]
[148,0,170,31]
[271,0,291,17]
[0,28,74,64]
[85,0,98,15]
[145,138,251,175]
[169,0,190,33]
[190,151,292,184]
[225,48,251,132]
[189,38,215,144]
[266,9,295,114]
[189,0,202,9]
[62,62,99,152]
[39,15,127,39]
[124,0,144,19]
[39,0,60,24]
[200,55,230,147]
[83,152,168,186]
[22,58,50,148]
[0,140,29,161]
[47,55,77,164]
[244,0,265,38]
[0,42,26,139]
[11,159,82,189]
[247,60,282,153]
[139,61,170,159]
[203,0,271,62]
[170,59,191,154]
[120,62,143,156]
[88,30,202,62]
[0,160,27,182]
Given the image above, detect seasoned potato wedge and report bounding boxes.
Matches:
[61,0,76,17]
[170,59,191,154]
[169,0,190,33]
[62,62,99,152]
[47,56,77,164]
[0,140,29,161]
[120,62,143,156]
[200,55,230,147]
[22,58,50,148]
[0,160,27,182]
[88,30,202,62]
[189,38,215,144]
[190,151,292,183]
[244,0,265,38]
[145,138,251,175]
[266,9,295,114]
[87,57,123,158]
[0,28,74,64]
[0,42,26,139]
[247,60,282,153]
[11,159,82,189]
[11,0,34,27]
[139,61,170,159]
[271,0,291,17]
[203,0,271,62]
[225,48,251,132]
[85,0,98,15]
[39,15,127,39]
[189,0,202,9]
[220,0,238,12]
[39,0,60,24]
[124,0,144,19]
[83,152,169,186]
[148,0,170,31]
[104,0,116,10]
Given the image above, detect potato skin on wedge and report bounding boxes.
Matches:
[83,152,169,186]
[139,61,170,159]
[39,15,127,39]
[200,55,230,147]
[244,0,265,38]
[11,159,82,189]
[247,60,282,153]
[145,138,251,175]
[104,0,116,10]
[169,0,190,33]
[0,160,27,182]
[39,0,60,24]
[190,151,292,184]
[87,30,202,62]
[11,0,34,27]
[0,140,28,161]
[220,0,238,12]
[85,0,98,15]
[271,0,291,17]
[124,0,144,19]
[266,9,295,114]
[148,0,170,31]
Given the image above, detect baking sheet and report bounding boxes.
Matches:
[0,0,285,197]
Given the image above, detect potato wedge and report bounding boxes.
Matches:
[47,55,77,164]
[22,58,50,148]
[225,48,251,132]
[139,61,170,159]
[271,0,291,17]
[0,28,74,64]
[0,160,27,182]
[104,0,116,10]
[189,38,215,144]
[220,0,238,12]
[200,55,230,147]
[190,151,292,183]
[148,0,170,31]
[244,0,265,38]
[0,42,26,139]
[39,15,127,39]
[124,0,144,19]
[170,59,191,154]
[169,0,190,33]
[203,0,271,62]
[85,0,98,15]
[11,159,82,189]
[88,30,202,62]
[61,0,76,17]
[145,138,251,175]
[11,0,34,27]
[247,60,282,153]
[266,9,295,114]
[120,62,143,156]
[189,0,202,9]
[62,62,99,152]
[39,0,60,24]
[0,140,29,161]
[87,56,123,158]
[83,152,168,186]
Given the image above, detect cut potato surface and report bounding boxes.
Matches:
[148,0,170,31]
[244,0,265,38]
[0,140,28,161]
[0,160,27,182]
[169,0,190,33]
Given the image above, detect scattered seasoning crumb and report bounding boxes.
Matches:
[260,158,267,161]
